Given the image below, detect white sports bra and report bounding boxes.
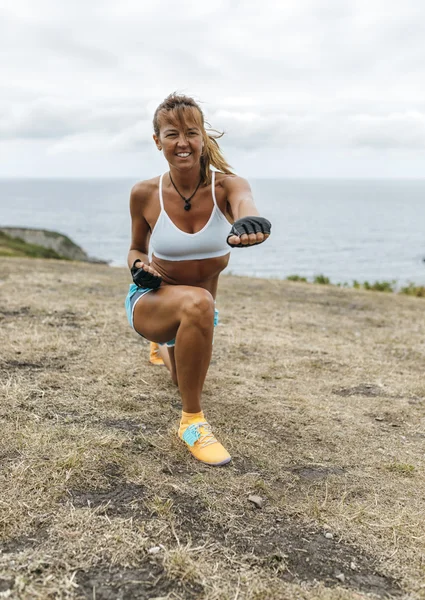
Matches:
[149,171,232,262]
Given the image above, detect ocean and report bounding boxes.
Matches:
[1,178,424,287]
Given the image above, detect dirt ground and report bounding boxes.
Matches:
[0,257,424,600]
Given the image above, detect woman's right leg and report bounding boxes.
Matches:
[132,284,231,466]
[132,285,214,414]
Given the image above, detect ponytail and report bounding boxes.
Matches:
[200,130,234,186]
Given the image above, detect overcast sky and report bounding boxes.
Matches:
[1,0,425,178]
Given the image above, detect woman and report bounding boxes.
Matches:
[125,94,271,466]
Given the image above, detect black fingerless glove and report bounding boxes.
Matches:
[131,260,162,289]
[226,216,272,248]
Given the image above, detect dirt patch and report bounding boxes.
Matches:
[76,563,203,600]
[47,310,82,329]
[166,489,401,597]
[234,518,402,597]
[0,306,30,319]
[1,355,67,372]
[169,491,211,537]
[0,578,13,593]
[230,456,263,475]
[333,383,386,397]
[68,481,146,518]
[0,450,21,464]
[1,360,45,370]
[287,464,347,480]
[1,526,49,554]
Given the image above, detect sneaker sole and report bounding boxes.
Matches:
[189,454,232,467]
[208,456,232,466]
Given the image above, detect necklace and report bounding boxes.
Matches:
[169,172,202,211]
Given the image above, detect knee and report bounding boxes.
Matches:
[181,289,215,323]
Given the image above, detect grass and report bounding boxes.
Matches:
[399,283,425,297]
[1,258,425,599]
[288,273,425,297]
[0,231,67,259]
[313,274,331,285]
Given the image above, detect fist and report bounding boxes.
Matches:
[135,262,161,278]
[227,216,272,248]
[227,231,270,246]
[131,261,162,289]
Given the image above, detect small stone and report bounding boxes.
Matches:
[375,416,385,422]
[335,572,345,583]
[148,546,162,555]
[248,494,264,508]
[350,561,357,570]
[324,532,334,539]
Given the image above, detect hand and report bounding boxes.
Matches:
[131,261,162,289]
[227,231,270,246]
[227,216,271,248]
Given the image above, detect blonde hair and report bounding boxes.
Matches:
[153,93,233,186]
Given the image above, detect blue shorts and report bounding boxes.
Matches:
[124,283,219,348]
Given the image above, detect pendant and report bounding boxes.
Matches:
[184,201,191,211]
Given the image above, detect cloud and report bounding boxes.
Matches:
[1,0,425,176]
[3,95,425,153]
[347,112,425,148]
[0,97,150,141]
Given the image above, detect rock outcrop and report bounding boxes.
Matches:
[0,227,107,263]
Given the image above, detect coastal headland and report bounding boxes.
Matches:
[0,227,107,263]
[0,257,424,599]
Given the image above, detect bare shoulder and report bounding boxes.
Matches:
[215,172,252,195]
[130,176,159,201]
[130,176,160,214]
[215,172,249,188]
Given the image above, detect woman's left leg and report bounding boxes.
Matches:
[157,344,177,385]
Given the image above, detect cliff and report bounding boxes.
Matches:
[0,227,107,263]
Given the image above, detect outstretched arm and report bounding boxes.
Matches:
[223,176,271,247]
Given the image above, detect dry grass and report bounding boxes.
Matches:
[0,257,424,599]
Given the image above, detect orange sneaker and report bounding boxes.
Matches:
[149,342,165,366]
[178,416,231,467]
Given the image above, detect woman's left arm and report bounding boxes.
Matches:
[223,176,271,247]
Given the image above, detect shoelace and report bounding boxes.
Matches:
[185,422,217,448]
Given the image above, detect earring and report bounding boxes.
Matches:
[158,147,162,151]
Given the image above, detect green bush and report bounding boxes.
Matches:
[286,275,308,282]
[400,283,425,297]
[313,274,330,285]
[363,280,396,293]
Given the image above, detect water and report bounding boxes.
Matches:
[1,178,424,287]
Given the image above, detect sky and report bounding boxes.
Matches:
[1,0,425,178]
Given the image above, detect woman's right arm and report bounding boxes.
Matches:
[127,183,150,270]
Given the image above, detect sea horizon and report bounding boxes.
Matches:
[1,177,424,287]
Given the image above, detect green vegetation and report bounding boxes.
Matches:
[313,274,331,285]
[286,274,307,282]
[286,274,425,298]
[0,231,67,259]
[363,280,396,293]
[385,463,416,476]
[400,283,425,297]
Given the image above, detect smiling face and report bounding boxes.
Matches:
[153,106,205,172]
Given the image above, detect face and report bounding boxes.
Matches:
[153,111,204,171]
